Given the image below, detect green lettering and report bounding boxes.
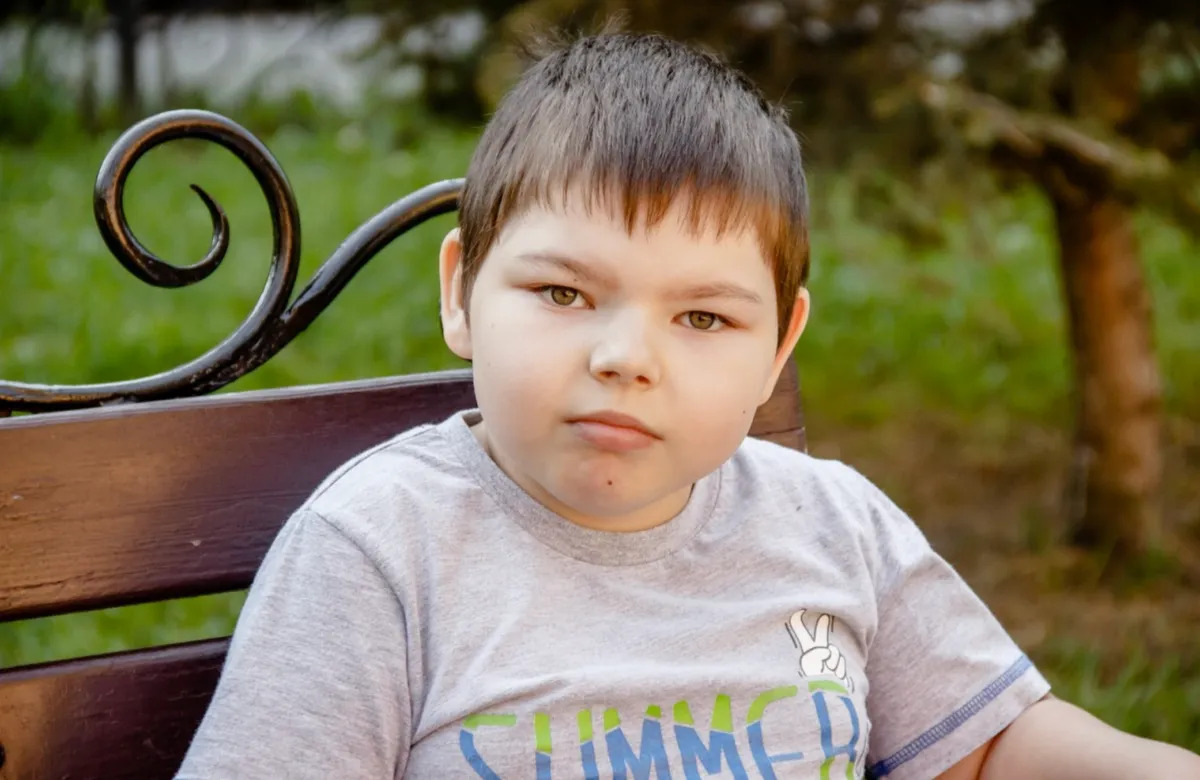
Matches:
[818,755,857,780]
[535,712,552,754]
[747,686,799,724]
[808,680,849,694]
[712,694,734,732]
[462,714,517,730]
[578,709,594,742]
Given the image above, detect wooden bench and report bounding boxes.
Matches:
[0,110,807,780]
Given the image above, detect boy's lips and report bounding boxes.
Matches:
[566,411,660,452]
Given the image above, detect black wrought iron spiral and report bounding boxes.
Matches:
[0,109,463,414]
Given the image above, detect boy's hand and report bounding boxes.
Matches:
[788,610,854,692]
[937,695,1200,779]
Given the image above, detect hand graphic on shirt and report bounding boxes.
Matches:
[786,609,854,693]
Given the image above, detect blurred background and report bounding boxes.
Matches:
[1,0,1197,749]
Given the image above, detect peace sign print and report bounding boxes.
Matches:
[785,609,855,693]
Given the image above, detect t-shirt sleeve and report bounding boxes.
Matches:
[175,509,410,779]
[841,466,1051,779]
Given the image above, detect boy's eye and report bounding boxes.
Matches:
[541,285,581,306]
[685,311,722,331]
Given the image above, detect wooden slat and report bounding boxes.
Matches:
[758,354,806,451]
[0,358,802,623]
[0,370,477,622]
[0,639,227,780]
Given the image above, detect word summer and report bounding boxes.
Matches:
[458,681,866,779]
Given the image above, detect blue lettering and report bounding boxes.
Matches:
[812,691,861,780]
[605,708,671,779]
[746,686,804,778]
[674,725,748,779]
[459,729,502,780]
[458,714,516,779]
[578,710,601,780]
[580,740,601,780]
[535,712,553,779]
[747,722,805,779]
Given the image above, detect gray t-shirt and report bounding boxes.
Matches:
[176,409,1048,780]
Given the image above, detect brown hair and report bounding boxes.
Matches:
[458,32,809,344]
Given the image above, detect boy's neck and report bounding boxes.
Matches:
[468,418,693,533]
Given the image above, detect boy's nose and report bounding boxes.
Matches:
[588,312,661,388]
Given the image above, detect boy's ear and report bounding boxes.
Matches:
[759,289,810,406]
[439,228,473,360]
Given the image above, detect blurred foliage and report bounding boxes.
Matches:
[0,21,78,143]
[342,0,1200,249]
[0,0,349,20]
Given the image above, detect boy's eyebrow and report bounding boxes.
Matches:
[516,252,616,286]
[667,282,763,306]
[516,252,764,305]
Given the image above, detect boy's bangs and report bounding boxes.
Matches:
[489,110,806,261]
[499,165,793,255]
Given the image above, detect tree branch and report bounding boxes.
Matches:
[918,80,1200,232]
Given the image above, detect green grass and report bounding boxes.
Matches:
[0,593,247,670]
[1036,638,1200,750]
[0,126,476,394]
[2,124,1199,750]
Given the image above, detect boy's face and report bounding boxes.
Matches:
[439,195,809,532]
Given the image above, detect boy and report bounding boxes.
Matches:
[176,33,1200,779]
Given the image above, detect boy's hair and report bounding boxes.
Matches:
[459,32,810,345]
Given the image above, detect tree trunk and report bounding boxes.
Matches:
[79,9,101,134]
[1051,190,1162,556]
[157,16,177,107]
[113,0,142,124]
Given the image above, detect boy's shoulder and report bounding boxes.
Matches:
[728,434,917,547]
[732,434,885,508]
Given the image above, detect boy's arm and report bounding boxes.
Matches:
[175,509,411,779]
[937,696,1200,779]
